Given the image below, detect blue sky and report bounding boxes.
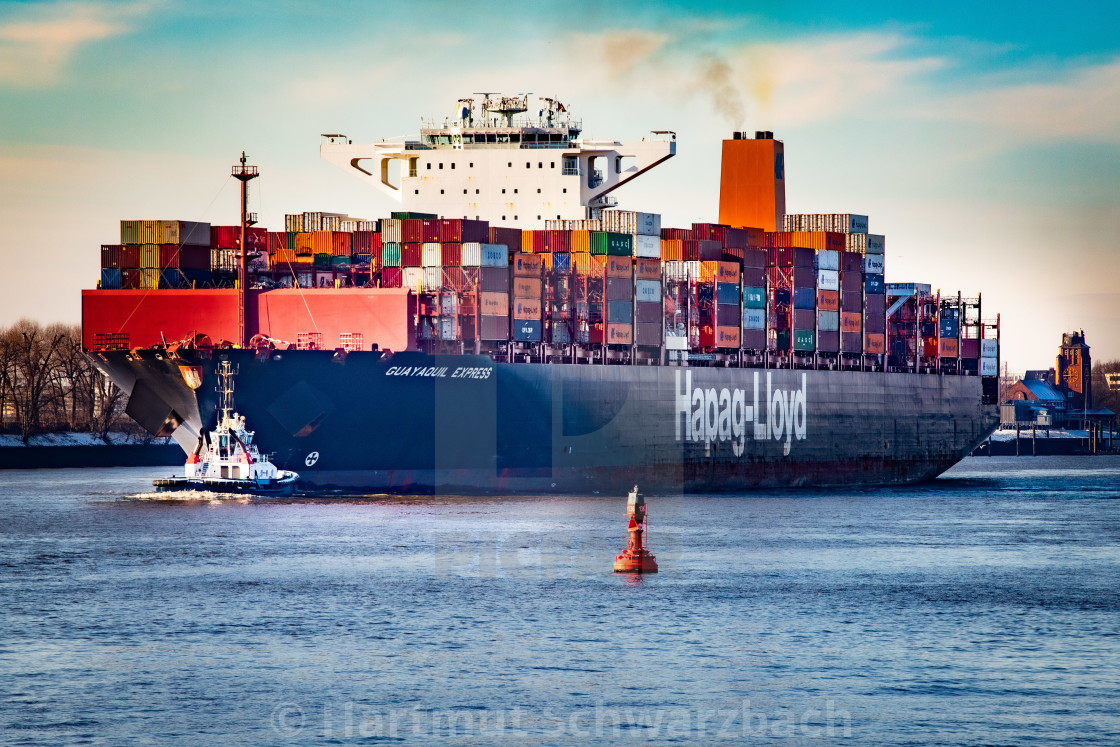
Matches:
[1,0,1118,372]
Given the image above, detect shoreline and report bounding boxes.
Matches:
[0,433,183,469]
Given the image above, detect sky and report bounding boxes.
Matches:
[0,0,1118,373]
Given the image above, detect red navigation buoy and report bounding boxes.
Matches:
[614,486,658,573]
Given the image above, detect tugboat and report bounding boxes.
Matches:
[153,360,299,495]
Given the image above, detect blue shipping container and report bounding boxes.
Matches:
[864,273,885,294]
[607,300,633,324]
[480,244,508,267]
[551,253,571,273]
[793,286,816,310]
[939,319,959,338]
[716,282,740,306]
[100,268,121,289]
[512,320,542,342]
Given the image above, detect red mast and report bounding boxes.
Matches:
[231,152,259,347]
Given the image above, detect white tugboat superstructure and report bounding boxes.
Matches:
[153,361,299,495]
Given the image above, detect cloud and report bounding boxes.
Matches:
[924,57,1120,143]
[0,1,150,88]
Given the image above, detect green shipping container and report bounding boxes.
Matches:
[331,255,351,266]
[313,253,332,268]
[743,286,766,309]
[793,329,816,351]
[391,211,437,220]
[285,232,296,250]
[589,232,633,256]
[775,329,790,351]
[381,242,402,267]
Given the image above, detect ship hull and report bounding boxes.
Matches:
[88,349,997,495]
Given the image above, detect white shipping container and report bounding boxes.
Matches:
[422,267,442,292]
[636,279,661,302]
[296,271,313,288]
[784,213,868,234]
[139,268,160,289]
[602,210,661,236]
[402,267,424,292]
[664,261,700,282]
[817,310,840,332]
[381,219,403,244]
[816,249,839,271]
[421,242,442,267]
[633,234,660,259]
[863,254,885,274]
[461,242,482,266]
[480,243,508,267]
[846,233,885,254]
[817,269,839,291]
[439,318,458,340]
[981,339,999,358]
[285,214,303,233]
[743,308,765,330]
[440,296,459,316]
[980,358,998,376]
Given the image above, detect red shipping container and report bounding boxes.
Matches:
[101,244,123,269]
[743,328,766,350]
[441,242,462,266]
[961,339,980,359]
[401,243,423,267]
[121,268,141,289]
[660,227,692,241]
[332,232,352,256]
[939,338,959,358]
[767,246,792,267]
[692,223,729,246]
[439,218,488,243]
[268,231,286,252]
[159,244,210,270]
[352,231,382,254]
[864,333,886,354]
[210,225,238,249]
[841,312,862,332]
[841,332,862,352]
[636,302,661,324]
[715,326,740,348]
[402,219,424,243]
[379,267,402,288]
[681,239,722,262]
[841,273,863,293]
[767,265,793,291]
[605,255,632,278]
[793,266,815,287]
[421,219,440,243]
[741,248,766,269]
[489,226,522,250]
[513,277,541,299]
[841,251,863,273]
[119,245,140,268]
[742,267,765,287]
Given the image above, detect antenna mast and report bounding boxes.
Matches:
[231,152,259,347]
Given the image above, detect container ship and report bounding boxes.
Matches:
[82,94,1000,494]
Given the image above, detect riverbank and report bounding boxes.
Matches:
[0,433,182,469]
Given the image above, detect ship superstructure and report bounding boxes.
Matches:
[319,95,675,229]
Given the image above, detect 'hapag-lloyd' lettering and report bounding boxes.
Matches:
[675,370,807,456]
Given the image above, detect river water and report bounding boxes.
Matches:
[2,456,1119,745]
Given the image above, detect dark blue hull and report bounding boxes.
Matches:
[90,349,998,495]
